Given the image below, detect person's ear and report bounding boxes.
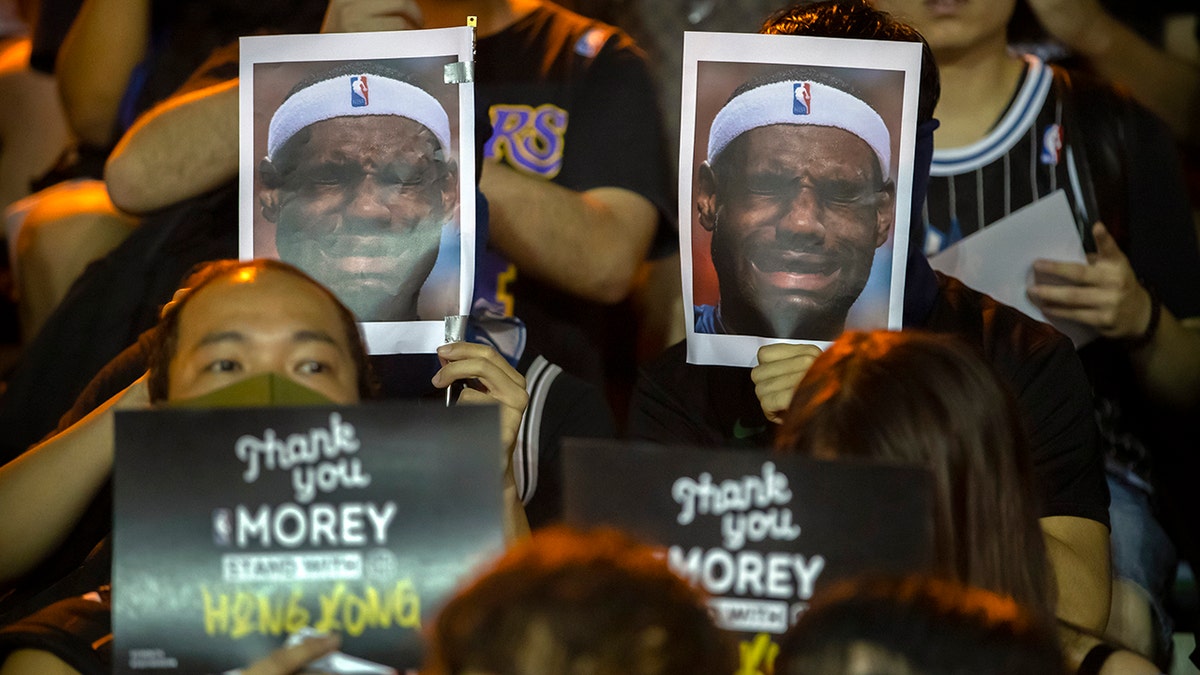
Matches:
[697,161,719,232]
[874,182,896,247]
[259,159,281,223]
[441,160,460,213]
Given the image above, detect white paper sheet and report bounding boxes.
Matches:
[679,32,922,367]
[928,190,1097,347]
[239,28,476,355]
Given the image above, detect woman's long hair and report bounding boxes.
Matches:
[775,330,1053,616]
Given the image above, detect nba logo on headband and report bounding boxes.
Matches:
[793,82,811,115]
[350,75,369,107]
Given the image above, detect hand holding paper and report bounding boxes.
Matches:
[239,633,341,675]
[1028,222,1152,340]
[433,342,528,461]
[751,343,823,425]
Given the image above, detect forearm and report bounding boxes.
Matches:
[104,78,239,214]
[1128,309,1200,410]
[56,0,151,147]
[481,161,657,304]
[0,399,118,583]
[1040,516,1111,633]
[1062,12,1200,144]
[503,479,531,543]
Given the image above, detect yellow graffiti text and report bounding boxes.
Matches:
[312,580,421,637]
[737,632,779,675]
[201,587,309,639]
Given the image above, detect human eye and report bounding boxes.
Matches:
[295,360,332,375]
[742,173,793,197]
[819,179,874,205]
[203,359,242,374]
[292,162,354,189]
[379,163,432,188]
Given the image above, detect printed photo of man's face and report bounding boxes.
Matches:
[692,64,904,341]
[254,61,460,323]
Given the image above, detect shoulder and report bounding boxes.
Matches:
[927,273,1068,365]
[498,3,646,70]
[629,341,768,448]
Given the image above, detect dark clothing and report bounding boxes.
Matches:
[0,43,243,465]
[475,3,674,385]
[629,273,1110,527]
[0,185,240,465]
[0,583,111,675]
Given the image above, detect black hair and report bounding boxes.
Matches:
[776,575,1067,675]
[761,0,941,124]
[425,526,737,675]
[146,258,379,403]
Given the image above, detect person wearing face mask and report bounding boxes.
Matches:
[0,259,529,675]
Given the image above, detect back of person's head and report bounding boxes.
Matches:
[776,575,1067,675]
[775,330,1052,615]
[423,526,736,675]
[145,258,376,402]
[760,0,940,124]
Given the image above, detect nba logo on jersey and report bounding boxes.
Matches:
[1040,123,1063,165]
[350,75,369,107]
[794,82,812,115]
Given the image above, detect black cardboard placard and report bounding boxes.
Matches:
[112,402,504,674]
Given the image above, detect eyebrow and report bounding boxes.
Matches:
[196,330,247,347]
[292,330,344,350]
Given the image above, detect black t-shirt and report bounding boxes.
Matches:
[474,3,674,385]
[629,273,1110,527]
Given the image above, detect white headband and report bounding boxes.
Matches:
[707,79,891,181]
[267,74,452,160]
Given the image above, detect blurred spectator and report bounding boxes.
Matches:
[424,526,736,675]
[776,329,1159,675]
[777,576,1067,675]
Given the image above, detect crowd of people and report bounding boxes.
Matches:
[0,0,1197,673]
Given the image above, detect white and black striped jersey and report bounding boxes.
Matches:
[923,56,1094,255]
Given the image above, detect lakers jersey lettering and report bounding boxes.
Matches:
[485,104,569,178]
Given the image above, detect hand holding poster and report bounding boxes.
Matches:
[112,403,505,674]
[239,27,477,356]
[681,32,922,366]
[562,441,935,673]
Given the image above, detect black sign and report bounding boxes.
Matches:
[112,402,504,674]
[563,441,935,671]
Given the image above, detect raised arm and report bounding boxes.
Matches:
[103,77,239,215]
[55,0,151,147]
[481,167,658,304]
[432,341,531,541]
[1026,0,1200,145]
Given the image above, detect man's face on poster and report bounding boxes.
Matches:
[260,114,458,322]
[698,124,894,339]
